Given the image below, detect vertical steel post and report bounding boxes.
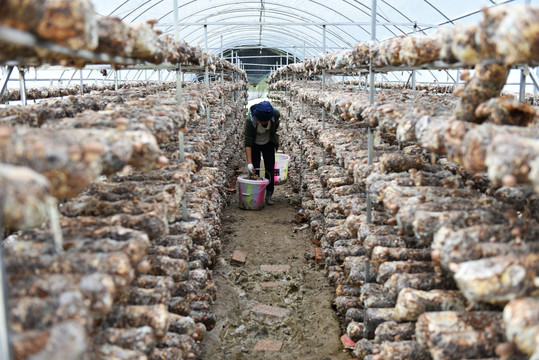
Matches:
[519,68,527,102]
[174,0,182,105]
[411,23,417,90]
[177,64,183,105]
[80,69,84,95]
[114,69,118,90]
[322,24,326,131]
[366,0,377,224]
[535,67,538,105]
[204,21,211,162]
[220,35,225,131]
[18,68,27,106]
[178,64,185,163]
[286,52,289,81]
[0,222,12,360]
[321,24,327,198]
[0,66,14,102]
[175,1,186,221]
[173,0,180,40]
[302,40,306,113]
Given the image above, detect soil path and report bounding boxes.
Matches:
[200,181,351,359]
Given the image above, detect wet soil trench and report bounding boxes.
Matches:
[200,182,350,359]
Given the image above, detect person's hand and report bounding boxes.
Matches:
[247,163,254,174]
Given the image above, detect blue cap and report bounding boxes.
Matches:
[253,101,274,121]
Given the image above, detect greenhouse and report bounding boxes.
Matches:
[0,0,539,359]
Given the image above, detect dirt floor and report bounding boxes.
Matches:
[200,180,352,360]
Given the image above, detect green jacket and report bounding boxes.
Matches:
[243,107,280,149]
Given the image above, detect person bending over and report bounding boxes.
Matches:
[243,100,280,205]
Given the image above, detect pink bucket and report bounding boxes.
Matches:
[237,175,269,210]
[261,153,290,185]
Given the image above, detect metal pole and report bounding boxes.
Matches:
[179,130,185,163]
[322,70,326,130]
[173,0,180,41]
[175,0,187,207]
[322,24,326,56]
[367,0,377,224]
[302,40,306,114]
[114,69,118,90]
[0,228,12,360]
[177,64,182,105]
[519,68,527,102]
[535,67,538,105]
[204,21,211,162]
[174,0,182,105]
[363,301,369,339]
[18,68,27,106]
[321,25,327,197]
[80,69,84,95]
[0,66,14,101]
[220,35,225,133]
[204,22,209,90]
[411,22,417,90]
[286,52,289,81]
[182,197,188,221]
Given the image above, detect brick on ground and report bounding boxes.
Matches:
[260,264,290,272]
[254,340,283,351]
[315,247,322,263]
[251,304,289,317]
[260,281,284,289]
[231,250,246,265]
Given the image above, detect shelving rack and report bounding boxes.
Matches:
[0,3,247,357]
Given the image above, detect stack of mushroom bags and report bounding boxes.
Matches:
[1,79,248,359]
[270,67,539,359]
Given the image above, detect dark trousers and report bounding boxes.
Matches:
[252,142,275,195]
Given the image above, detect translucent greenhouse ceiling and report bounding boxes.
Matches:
[90,0,538,93]
[92,0,536,57]
[2,0,539,94]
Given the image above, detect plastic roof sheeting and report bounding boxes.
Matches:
[92,0,534,59]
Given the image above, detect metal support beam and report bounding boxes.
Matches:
[0,225,12,360]
[18,68,27,106]
[520,68,527,102]
[173,0,180,41]
[534,67,539,105]
[0,66,14,101]
[177,64,182,105]
[367,0,377,224]
[174,0,182,106]
[301,40,306,114]
[179,130,185,163]
[411,22,417,90]
[321,24,327,198]
[80,69,84,95]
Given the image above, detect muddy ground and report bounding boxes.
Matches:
[200,180,351,360]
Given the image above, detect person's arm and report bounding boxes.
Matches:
[245,146,252,164]
[273,109,280,130]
